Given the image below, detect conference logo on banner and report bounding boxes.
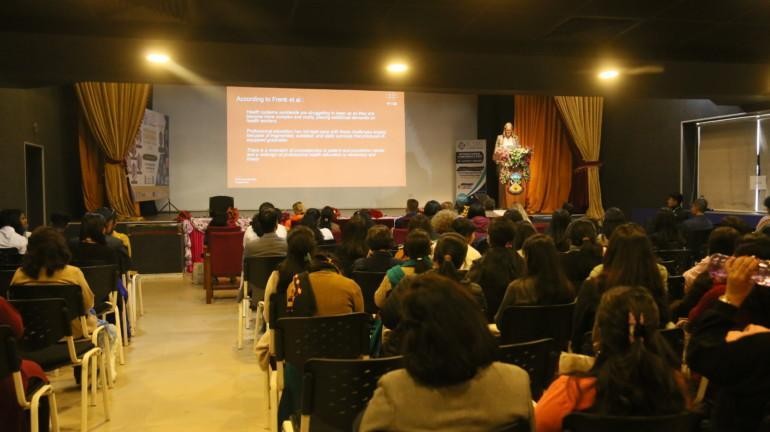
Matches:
[455,139,487,199]
[127,109,170,201]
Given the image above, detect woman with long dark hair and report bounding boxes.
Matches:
[560,218,603,288]
[572,223,670,352]
[262,226,317,324]
[69,212,118,266]
[298,208,334,243]
[319,206,341,237]
[335,214,370,276]
[374,229,432,308]
[547,209,571,252]
[467,218,525,322]
[495,234,574,323]
[361,274,533,431]
[536,286,689,432]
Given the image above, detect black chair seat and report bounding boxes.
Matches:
[21,340,96,371]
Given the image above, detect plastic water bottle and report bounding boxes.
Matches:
[708,254,770,287]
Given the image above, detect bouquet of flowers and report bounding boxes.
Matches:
[493,146,532,187]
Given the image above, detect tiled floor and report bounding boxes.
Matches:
[49,275,268,431]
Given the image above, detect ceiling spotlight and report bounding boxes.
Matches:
[386,62,409,74]
[146,53,171,64]
[598,69,620,80]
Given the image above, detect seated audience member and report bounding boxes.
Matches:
[666,192,689,223]
[374,229,432,308]
[513,221,536,256]
[451,217,482,268]
[11,227,97,338]
[562,202,576,215]
[440,201,454,210]
[94,207,132,272]
[422,200,441,219]
[0,297,50,432]
[573,223,670,353]
[244,208,287,257]
[353,225,400,273]
[649,208,685,250]
[361,274,533,432]
[687,255,770,432]
[69,212,118,266]
[431,209,458,236]
[468,218,525,322]
[393,214,434,260]
[0,209,28,254]
[262,226,316,326]
[394,198,420,229]
[682,226,740,293]
[596,207,626,247]
[756,196,770,233]
[495,234,574,323]
[298,208,334,243]
[49,212,71,234]
[547,209,571,252]
[510,203,531,223]
[319,206,341,237]
[537,286,689,432]
[244,202,287,246]
[687,232,770,323]
[682,198,713,233]
[467,202,490,242]
[718,215,753,235]
[560,219,603,289]
[284,201,305,229]
[502,209,524,224]
[335,215,370,276]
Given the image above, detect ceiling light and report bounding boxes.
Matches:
[598,69,620,80]
[146,53,171,64]
[386,62,409,74]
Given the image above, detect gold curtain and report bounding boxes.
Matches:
[509,95,573,214]
[554,96,605,219]
[75,82,151,218]
[77,110,105,212]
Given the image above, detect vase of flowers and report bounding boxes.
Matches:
[493,146,532,195]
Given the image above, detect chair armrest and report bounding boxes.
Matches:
[90,323,107,346]
[281,420,295,432]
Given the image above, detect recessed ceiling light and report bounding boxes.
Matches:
[598,69,620,80]
[146,53,171,64]
[386,62,409,74]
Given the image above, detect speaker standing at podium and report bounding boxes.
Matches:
[494,122,524,209]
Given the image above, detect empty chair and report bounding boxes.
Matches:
[498,302,575,350]
[204,229,244,303]
[0,324,60,432]
[293,356,403,432]
[497,338,557,400]
[351,271,386,315]
[238,255,284,350]
[562,411,698,432]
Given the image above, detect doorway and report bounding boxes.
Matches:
[24,142,45,230]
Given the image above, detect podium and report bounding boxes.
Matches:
[493,147,532,209]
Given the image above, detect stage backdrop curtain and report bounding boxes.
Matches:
[511,95,573,214]
[75,82,150,218]
[554,96,605,219]
[77,110,105,212]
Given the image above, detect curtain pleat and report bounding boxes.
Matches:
[507,95,572,214]
[554,96,605,219]
[75,82,151,218]
[77,110,105,212]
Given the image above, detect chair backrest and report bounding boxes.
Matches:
[207,230,244,276]
[9,298,71,351]
[127,223,185,273]
[563,411,698,432]
[243,256,284,301]
[209,195,234,216]
[660,327,685,362]
[392,228,408,245]
[301,356,403,432]
[8,284,86,322]
[0,325,20,377]
[656,249,692,276]
[274,313,372,371]
[78,264,119,304]
[499,302,575,350]
[0,268,16,299]
[497,338,557,400]
[351,271,386,314]
[0,248,22,266]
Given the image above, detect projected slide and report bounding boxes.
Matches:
[227,87,406,188]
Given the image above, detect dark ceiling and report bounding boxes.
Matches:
[1,0,769,98]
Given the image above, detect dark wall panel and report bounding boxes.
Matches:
[600,98,741,216]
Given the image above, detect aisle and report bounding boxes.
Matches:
[50,276,268,431]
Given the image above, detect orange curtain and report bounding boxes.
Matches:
[75,82,150,218]
[509,95,573,214]
[77,110,105,212]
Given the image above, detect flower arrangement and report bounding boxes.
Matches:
[493,146,532,187]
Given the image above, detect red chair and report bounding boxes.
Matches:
[392,228,409,245]
[204,229,244,304]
